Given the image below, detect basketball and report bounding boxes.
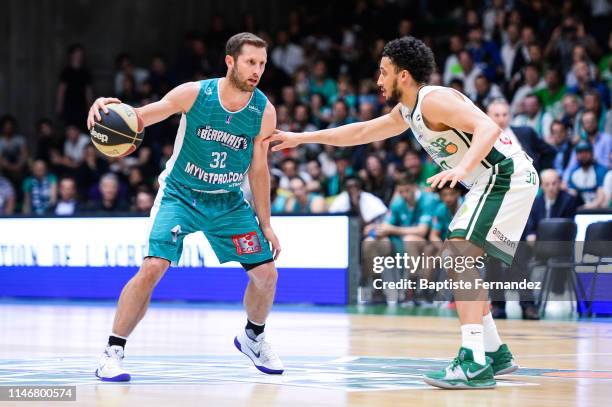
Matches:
[90,103,144,158]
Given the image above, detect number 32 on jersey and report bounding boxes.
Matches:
[210,152,227,168]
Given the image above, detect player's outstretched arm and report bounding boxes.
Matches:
[269,104,409,151]
[424,89,502,189]
[86,82,200,130]
[250,101,281,259]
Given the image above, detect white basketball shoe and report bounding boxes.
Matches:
[234,330,284,374]
[95,345,131,382]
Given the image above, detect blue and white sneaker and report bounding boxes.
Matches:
[95,345,131,382]
[234,330,284,374]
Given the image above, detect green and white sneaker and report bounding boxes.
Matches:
[423,347,496,389]
[486,344,518,376]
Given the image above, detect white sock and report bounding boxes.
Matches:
[482,312,503,352]
[461,324,486,365]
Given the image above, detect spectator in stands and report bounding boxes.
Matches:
[357,79,379,108]
[500,23,521,81]
[34,119,62,165]
[567,140,608,208]
[114,53,149,96]
[280,85,298,113]
[284,176,326,214]
[544,16,601,76]
[510,63,545,115]
[509,25,537,80]
[565,111,612,174]
[472,74,503,110]
[276,105,291,131]
[126,167,147,204]
[487,99,555,171]
[77,145,109,201]
[132,190,154,215]
[360,154,394,206]
[176,36,215,82]
[88,173,129,213]
[60,125,90,170]
[583,91,611,134]
[270,173,289,215]
[374,173,437,255]
[309,60,337,106]
[526,169,580,240]
[401,149,438,189]
[22,160,57,215]
[292,104,318,133]
[148,55,174,97]
[512,94,553,139]
[330,76,357,111]
[308,92,332,128]
[466,25,503,82]
[326,149,354,196]
[117,74,142,107]
[327,99,355,128]
[271,30,305,77]
[56,44,93,130]
[329,176,387,221]
[52,177,81,216]
[547,120,574,174]
[565,45,598,89]
[0,170,15,215]
[451,50,482,99]
[560,93,583,139]
[568,60,609,106]
[429,185,462,242]
[305,159,328,195]
[279,157,310,190]
[534,67,567,118]
[0,115,28,193]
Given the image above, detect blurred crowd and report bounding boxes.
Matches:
[0,0,611,225]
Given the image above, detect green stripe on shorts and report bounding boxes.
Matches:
[470,158,514,239]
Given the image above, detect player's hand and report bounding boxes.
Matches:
[261,225,282,260]
[268,130,302,151]
[87,97,121,130]
[427,166,469,189]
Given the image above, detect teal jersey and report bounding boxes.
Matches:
[164,78,268,192]
[432,199,462,240]
[387,191,438,228]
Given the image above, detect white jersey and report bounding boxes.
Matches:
[400,85,523,188]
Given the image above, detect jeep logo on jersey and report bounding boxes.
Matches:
[430,137,458,158]
[196,125,248,150]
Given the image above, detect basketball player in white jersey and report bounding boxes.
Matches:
[269,37,538,389]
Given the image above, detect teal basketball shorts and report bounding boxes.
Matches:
[145,177,273,266]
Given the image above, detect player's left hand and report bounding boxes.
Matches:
[268,130,302,151]
[427,166,469,189]
[261,225,282,260]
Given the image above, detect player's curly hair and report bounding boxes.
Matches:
[382,36,435,84]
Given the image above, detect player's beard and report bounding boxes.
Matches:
[229,68,255,92]
[385,78,403,104]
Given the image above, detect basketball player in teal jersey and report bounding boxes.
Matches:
[271,37,538,389]
[87,33,284,381]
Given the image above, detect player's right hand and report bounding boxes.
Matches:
[269,130,302,151]
[87,97,122,130]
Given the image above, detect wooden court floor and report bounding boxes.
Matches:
[0,301,611,406]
